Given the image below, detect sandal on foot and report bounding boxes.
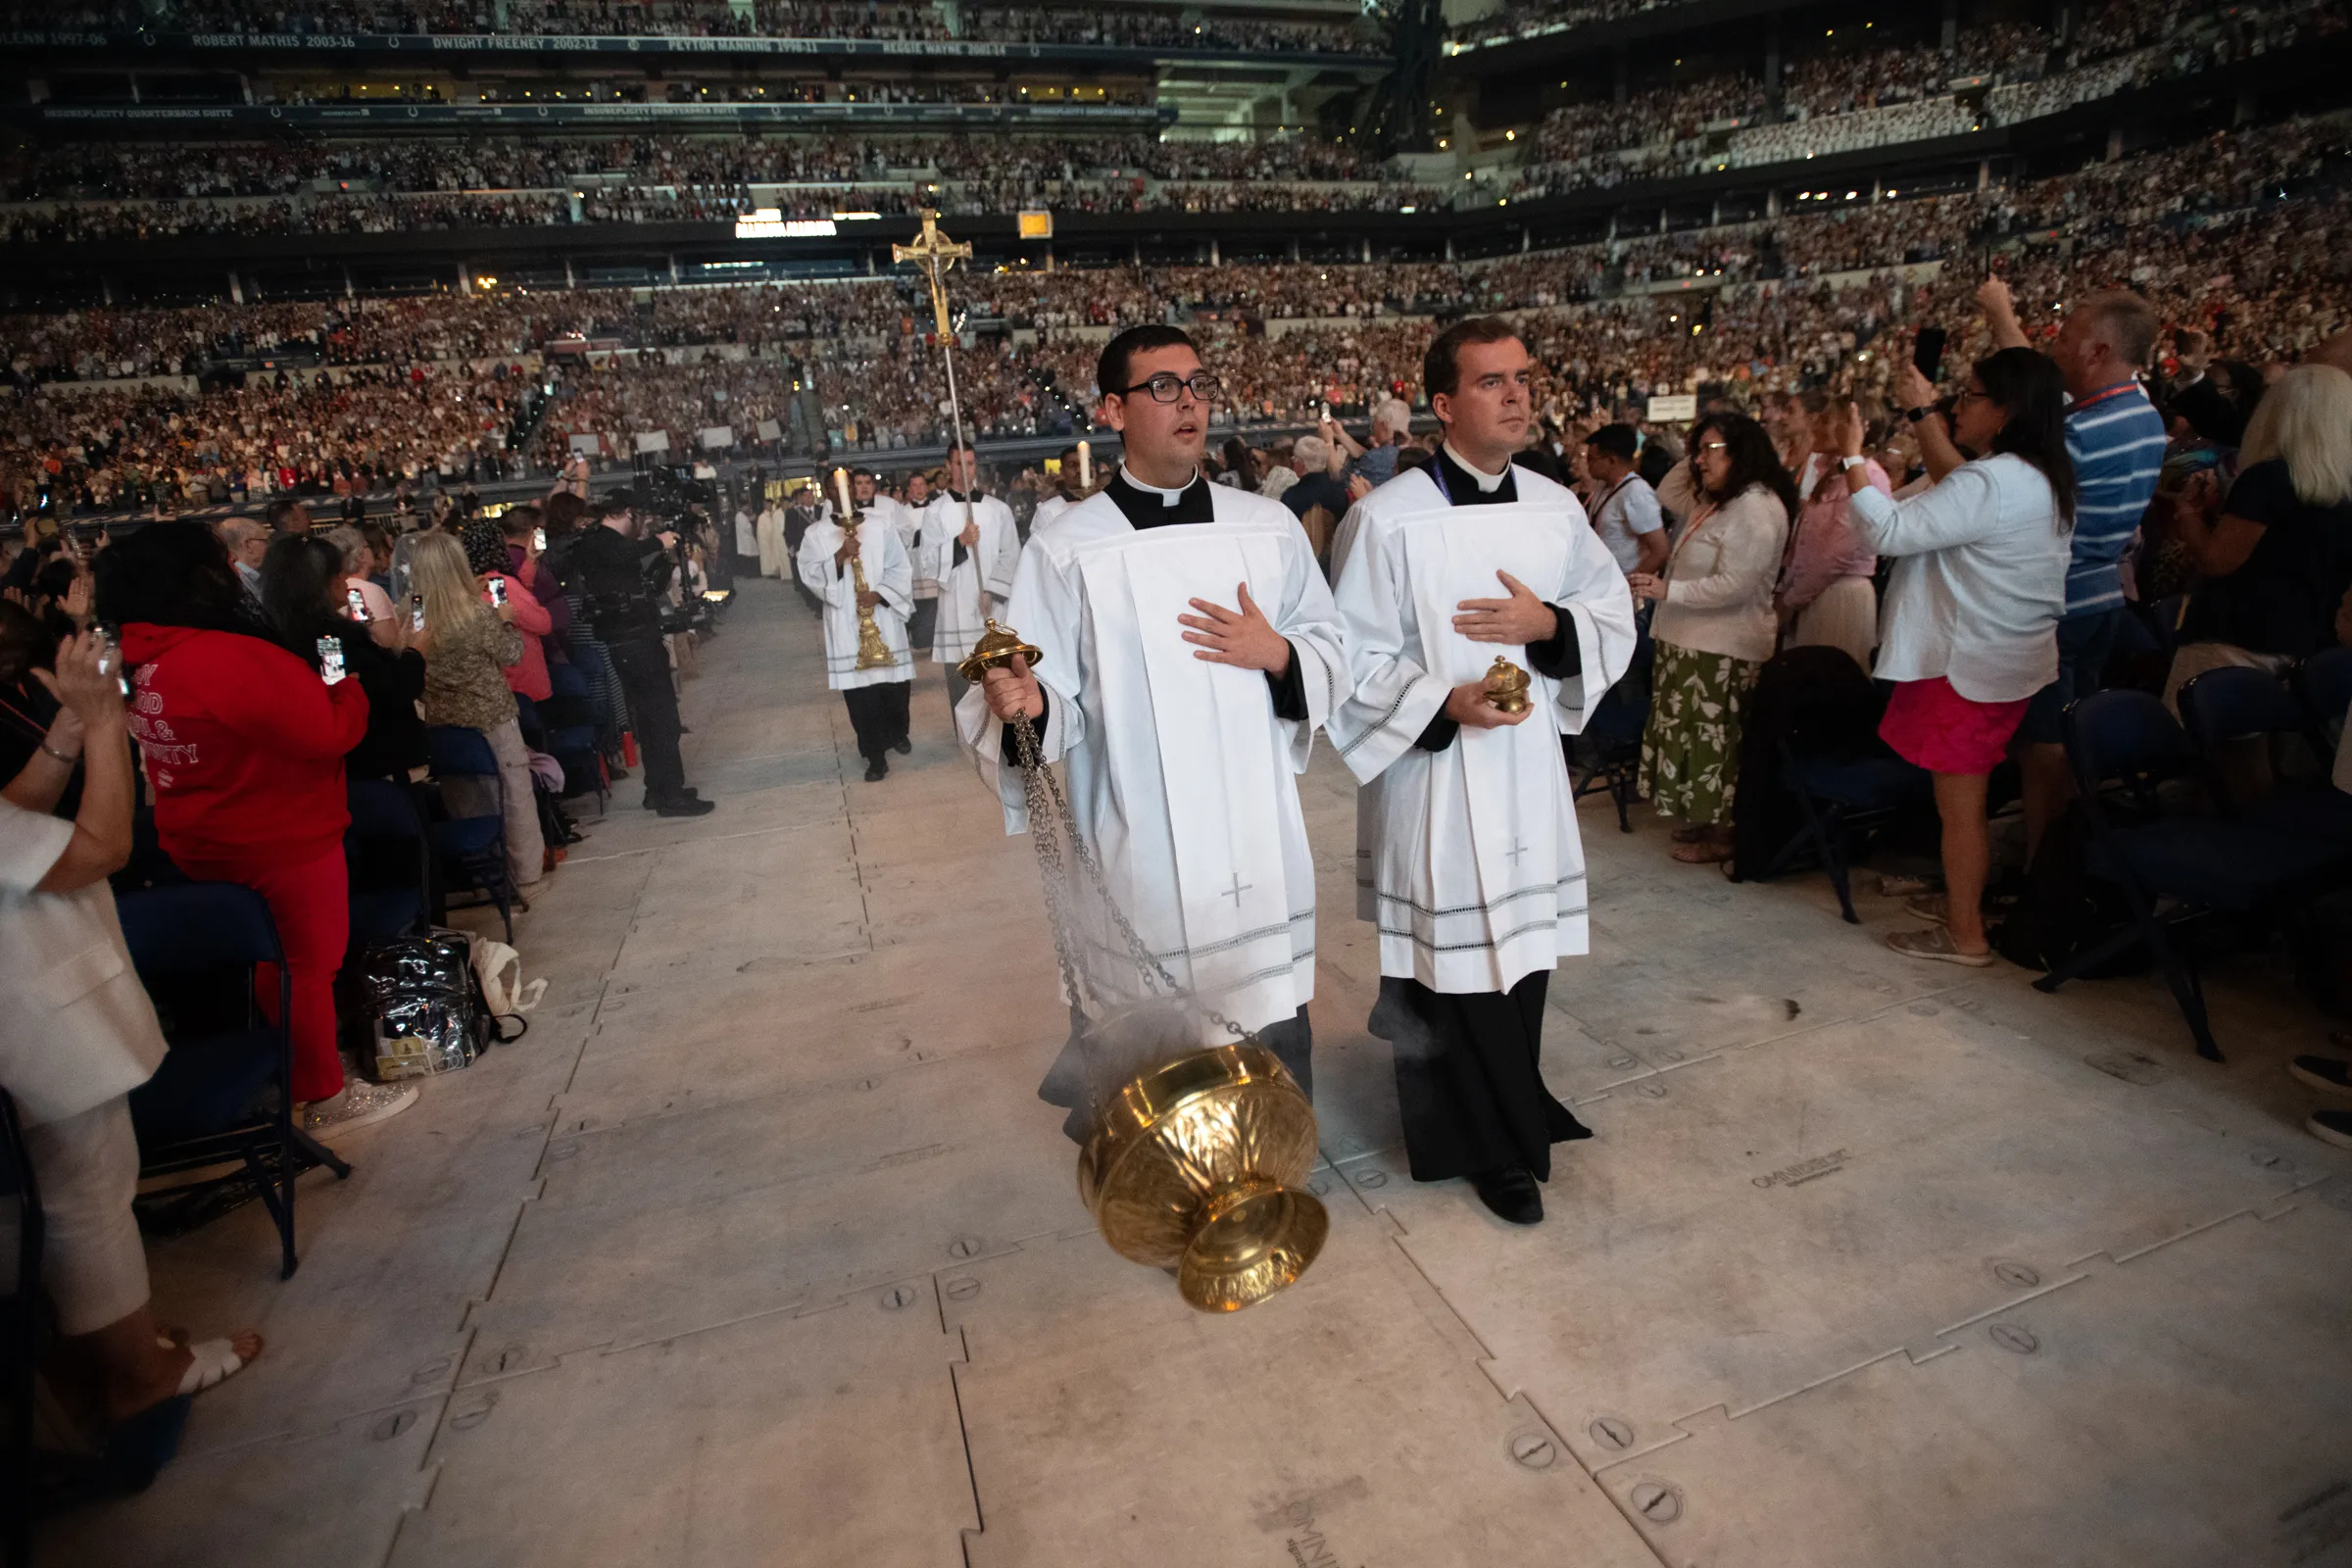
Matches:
[1671,839,1734,864]
[1886,926,1994,966]
[1878,872,1937,898]
[174,1338,253,1396]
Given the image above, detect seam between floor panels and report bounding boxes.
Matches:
[1375,1228,1676,1568]
[1579,1197,2321,1482]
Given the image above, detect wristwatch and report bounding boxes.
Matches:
[1839,455,1869,472]
[1904,406,1936,424]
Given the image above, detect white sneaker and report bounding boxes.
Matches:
[305,1081,418,1134]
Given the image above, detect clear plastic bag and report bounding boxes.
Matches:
[358,935,482,1082]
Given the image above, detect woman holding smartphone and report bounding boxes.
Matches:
[260,534,427,784]
[1829,349,2075,964]
[410,533,544,890]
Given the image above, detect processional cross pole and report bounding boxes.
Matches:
[893,210,981,540]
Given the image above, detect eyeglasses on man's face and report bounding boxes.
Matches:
[1116,371,1224,405]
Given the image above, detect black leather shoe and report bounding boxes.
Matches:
[1470,1165,1544,1225]
[863,757,888,782]
[894,738,912,755]
[654,796,714,818]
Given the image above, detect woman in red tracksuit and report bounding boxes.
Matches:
[96,524,369,1110]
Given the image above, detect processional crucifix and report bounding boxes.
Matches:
[893,210,980,540]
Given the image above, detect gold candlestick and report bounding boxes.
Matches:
[832,466,894,671]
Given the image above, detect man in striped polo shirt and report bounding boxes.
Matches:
[1981,278,2166,859]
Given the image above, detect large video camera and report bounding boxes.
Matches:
[621,459,728,638]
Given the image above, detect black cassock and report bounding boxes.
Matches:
[1369,447,1592,1183]
[1371,972,1589,1182]
[842,681,910,761]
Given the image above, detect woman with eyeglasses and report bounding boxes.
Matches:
[1829,348,2076,965]
[1628,413,1797,865]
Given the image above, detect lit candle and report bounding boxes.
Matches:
[1077,439,1092,490]
[833,466,853,519]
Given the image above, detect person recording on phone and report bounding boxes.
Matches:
[465,519,553,708]
[260,534,426,785]
[409,532,545,888]
[569,494,712,817]
[1830,349,2076,966]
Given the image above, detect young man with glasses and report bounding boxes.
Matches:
[1326,318,1638,1225]
[966,324,1347,1126]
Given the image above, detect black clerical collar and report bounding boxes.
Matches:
[944,489,979,504]
[1108,466,1215,528]
[1432,444,1517,507]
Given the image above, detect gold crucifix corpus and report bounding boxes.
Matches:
[891,209,973,337]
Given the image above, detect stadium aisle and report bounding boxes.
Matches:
[45,574,2352,1567]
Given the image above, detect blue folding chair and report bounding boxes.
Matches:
[426,725,517,943]
[541,662,610,813]
[1570,616,1653,833]
[2180,663,2352,852]
[1733,647,1931,922]
[2037,690,2347,1061]
[345,777,430,955]
[119,883,352,1280]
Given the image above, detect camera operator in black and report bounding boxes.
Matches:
[570,494,713,818]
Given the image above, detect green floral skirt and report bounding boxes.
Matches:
[1639,639,1761,826]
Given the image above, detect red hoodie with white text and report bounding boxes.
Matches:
[119,624,371,869]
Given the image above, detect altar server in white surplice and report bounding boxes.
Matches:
[798,490,916,783]
[755,495,788,579]
[960,326,1347,1121]
[925,444,1021,709]
[1328,319,1637,1225]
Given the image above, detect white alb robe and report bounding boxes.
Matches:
[755,505,788,578]
[924,493,1021,665]
[796,512,915,691]
[733,507,759,558]
[1328,464,1638,994]
[1030,492,1075,536]
[888,496,940,599]
[956,480,1348,1041]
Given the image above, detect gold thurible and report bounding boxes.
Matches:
[834,466,896,671]
[962,616,1329,1313]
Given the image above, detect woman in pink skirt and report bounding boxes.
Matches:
[1828,348,2077,964]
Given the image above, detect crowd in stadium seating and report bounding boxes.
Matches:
[6,133,1382,208]
[1502,0,2345,201]
[46,0,1379,49]
[0,128,1424,237]
[1,112,2340,514]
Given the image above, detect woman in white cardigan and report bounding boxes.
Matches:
[1830,348,2076,965]
[1629,412,1798,863]
[1,630,262,1474]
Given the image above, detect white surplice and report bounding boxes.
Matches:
[881,494,939,599]
[754,505,788,578]
[796,511,915,691]
[923,492,1022,665]
[956,480,1348,1041]
[1328,463,1638,994]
